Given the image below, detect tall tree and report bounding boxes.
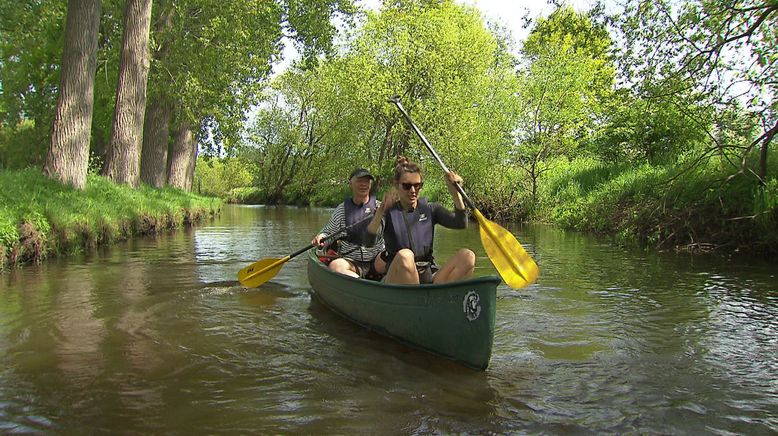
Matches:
[513,6,614,203]
[43,0,102,189]
[241,0,521,208]
[140,0,354,191]
[140,93,172,187]
[102,0,154,186]
[139,0,174,187]
[242,73,323,202]
[331,0,518,184]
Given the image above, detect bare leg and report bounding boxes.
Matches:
[433,248,475,284]
[328,258,359,278]
[383,249,419,285]
[373,253,387,276]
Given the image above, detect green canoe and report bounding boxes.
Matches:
[306,252,501,370]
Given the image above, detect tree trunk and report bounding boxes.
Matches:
[758,119,776,185]
[43,0,102,190]
[140,0,176,187]
[140,95,172,187]
[168,119,197,191]
[102,0,154,186]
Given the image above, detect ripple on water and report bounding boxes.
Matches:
[2,207,777,434]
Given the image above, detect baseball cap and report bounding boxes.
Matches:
[349,168,374,180]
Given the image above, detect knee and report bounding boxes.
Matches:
[328,258,350,273]
[395,249,416,270]
[458,249,476,268]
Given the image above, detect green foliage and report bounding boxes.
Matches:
[0,0,353,173]
[285,0,356,64]
[609,0,776,182]
[148,0,283,151]
[0,168,221,264]
[0,0,124,161]
[239,73,325,203]
[226,187,265,204]
[0,0,67,132]
[303,179,351,207]
[534,153,778,253]
[512,6,615,202]
[538,157,635,229]
[357,0,519,181]
[243,0,519,206]
[592,88,712,164]
[193,156,256,198]
[463,163,533,221]
[155,0,356,154]
[0,120,48,169]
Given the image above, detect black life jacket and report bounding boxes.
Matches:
[342,195,377,244]
[386,198,434,262]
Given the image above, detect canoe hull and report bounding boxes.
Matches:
[307,252,500,370]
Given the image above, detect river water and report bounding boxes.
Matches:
[0,205,775,434]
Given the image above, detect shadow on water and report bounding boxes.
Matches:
[196,280,297,307]
[236,283,297,307]
[306,295,482,374]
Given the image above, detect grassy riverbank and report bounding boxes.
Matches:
[0,168,222,269]
[195,151,777,256]
[534,155,778,254]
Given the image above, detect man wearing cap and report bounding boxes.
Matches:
[311,168,386,279]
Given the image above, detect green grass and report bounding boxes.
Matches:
[0,168,222,267]
[534,154,778,253]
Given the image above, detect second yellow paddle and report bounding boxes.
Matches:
[237,213,376,288]
[237,245,314,288]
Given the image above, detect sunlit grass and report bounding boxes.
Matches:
[536,153,778,252]
[0,168,222,267]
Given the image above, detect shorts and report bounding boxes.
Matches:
[346,258,383,281]
[380,251,439,284]
[414,261,440,284]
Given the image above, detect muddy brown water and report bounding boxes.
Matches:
[1,205,776,433]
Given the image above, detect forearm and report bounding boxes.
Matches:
[365,206,385,246]
[433,203,467,229]
[363,223,382,247]
[448,185,466,211]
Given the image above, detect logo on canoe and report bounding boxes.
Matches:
[463,291,481,321]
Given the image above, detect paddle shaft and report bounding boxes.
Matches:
[289,243,317,261]
[388,96,476,210]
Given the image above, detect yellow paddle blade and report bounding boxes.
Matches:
[237,256,290,288]
[474,209,539,289]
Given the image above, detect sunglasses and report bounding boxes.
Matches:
[400,182,423,191]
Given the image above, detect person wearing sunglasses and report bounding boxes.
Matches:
[365,156,475,285]
[311,168,387,280]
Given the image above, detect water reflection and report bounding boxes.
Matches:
[53,267,104,383]
[0,205,775,434]
[236,283,296,307]
[303,298,502,434]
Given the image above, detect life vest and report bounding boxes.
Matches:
[342,195,377,244]
[386,198,434,263]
